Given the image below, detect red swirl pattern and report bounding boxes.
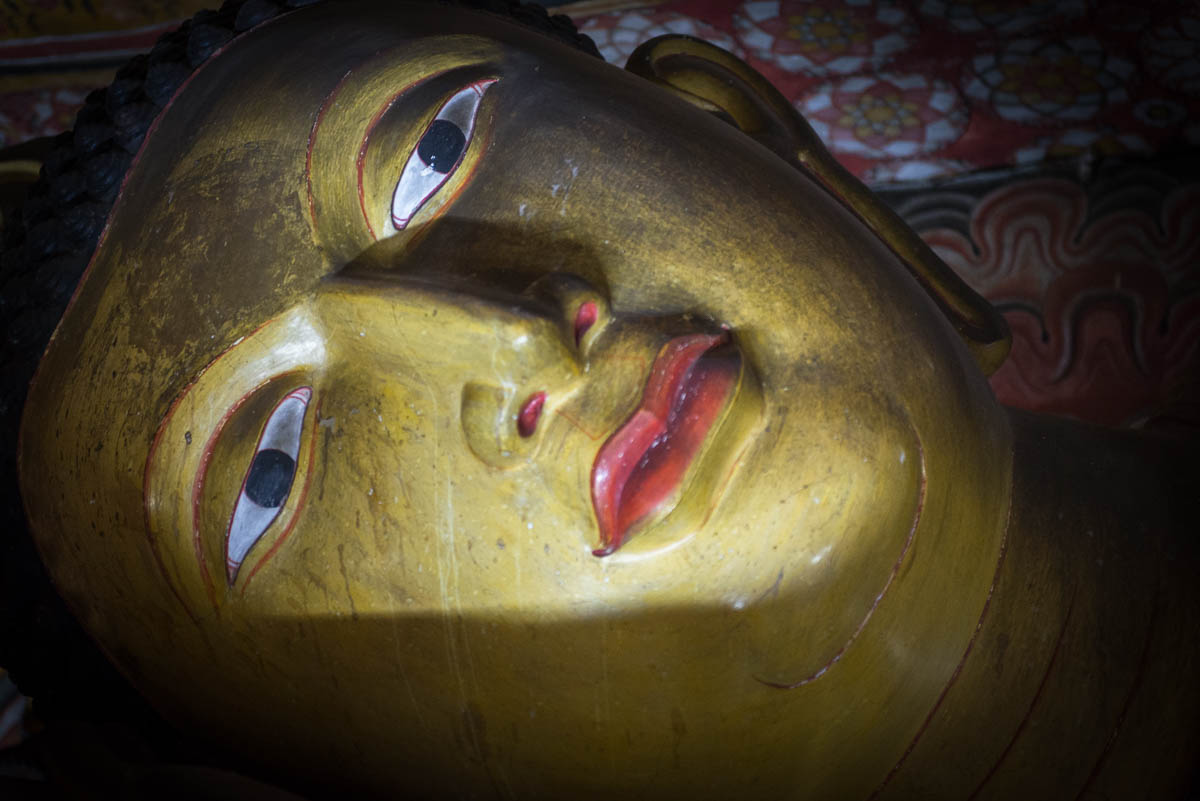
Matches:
[923,179,1200,426]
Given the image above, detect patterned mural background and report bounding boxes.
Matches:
[878,156,1200,428]
[577,0,1200,181]
[5,0,1200,178]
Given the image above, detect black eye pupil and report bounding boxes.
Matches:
[244,448,296,508]
[417,119,466,174]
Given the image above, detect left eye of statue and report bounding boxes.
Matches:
[225,387,311,584]
[391,78,496,230]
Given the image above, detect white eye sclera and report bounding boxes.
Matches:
[391,78,496,230]
[225,387,311,584]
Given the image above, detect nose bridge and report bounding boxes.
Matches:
[313,274,582,387]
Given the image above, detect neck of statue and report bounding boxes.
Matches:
[927,409,1200,797]
[889,409,1198,797]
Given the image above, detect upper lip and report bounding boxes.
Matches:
[589,330,741,556]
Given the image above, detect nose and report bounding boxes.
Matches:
[516,273,611,354]
[453,272,618,468]
[313,271,587,468]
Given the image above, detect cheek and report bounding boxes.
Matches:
[732,393,925,687]
[249,376,598,616]
[247,374,474,612]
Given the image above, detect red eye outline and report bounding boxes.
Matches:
[390,78,496,231]
[239,412,319,594]
[189,376,319,599]
[223,387,312,585]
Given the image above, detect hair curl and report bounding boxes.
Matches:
[0,0,599,724]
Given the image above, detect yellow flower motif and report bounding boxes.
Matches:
[837,92,920,139]
[997,55,1102,106]
[784,6,865,53]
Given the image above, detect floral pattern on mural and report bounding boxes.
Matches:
[916,0,1084,35]
[799,73,968,158]
[1140,8,1200,98]
[963,37,1136,125]
[733,0,914,75]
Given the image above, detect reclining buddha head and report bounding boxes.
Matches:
[17,1,1014,796]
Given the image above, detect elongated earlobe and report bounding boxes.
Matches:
[626,35,1011,375]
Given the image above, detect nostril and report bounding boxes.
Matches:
[517,392,546,438]
[574,301,598,346]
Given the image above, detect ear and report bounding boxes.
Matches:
[625,35,1011,376]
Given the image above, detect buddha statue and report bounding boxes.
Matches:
[1,1,1196,798]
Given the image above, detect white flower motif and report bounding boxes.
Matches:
[734,0,914,75]
[1140,12,1200,97]
[798,73,968,158]
[918,0,1084,34]
[963,37,1136,125]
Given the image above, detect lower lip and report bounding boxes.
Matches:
[590,332,740,556]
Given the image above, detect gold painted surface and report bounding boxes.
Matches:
[16,3,1197,798]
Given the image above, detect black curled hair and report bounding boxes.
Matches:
[0,0,599,724]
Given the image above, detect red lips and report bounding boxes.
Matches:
[590,332,739,556]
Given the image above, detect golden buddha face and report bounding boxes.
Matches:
[20,2,1013,797]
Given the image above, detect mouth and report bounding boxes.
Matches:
[590,331,742,556]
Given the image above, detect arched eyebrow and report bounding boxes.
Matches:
[303,36,502,263]
[144,317,279,613]
[353,69,455,240]
[306,66,357,232]
[306,58,458,239]
[386,76,497,232]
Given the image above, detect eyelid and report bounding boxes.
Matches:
[224,387,312,585]
[390,78,496,230]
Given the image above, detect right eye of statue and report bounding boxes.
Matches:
[224,386,311,585]
[391,78,496,230]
